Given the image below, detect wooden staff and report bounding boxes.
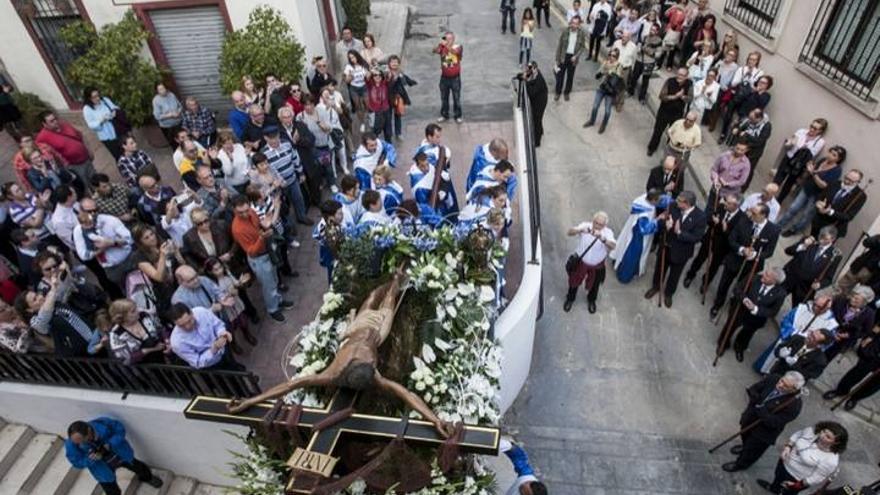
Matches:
[830,367,880,411]
[803,246,840,302]
[713,234,758,325]
[658,200,674,308]
[701,186,723,305]
[708,393,801,453]
[714,246,763,366]
[428,145,448,210]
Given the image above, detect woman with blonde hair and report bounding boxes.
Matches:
[360,33,385,67]
[240,75,264,108]
[108,299,167,365]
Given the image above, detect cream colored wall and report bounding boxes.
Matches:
[0,1,69,108]
[708,0,880,253]
[1,0,328,110]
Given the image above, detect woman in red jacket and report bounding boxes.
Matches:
[366,69,392,141]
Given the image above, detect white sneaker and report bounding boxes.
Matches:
[289,240,301,248]
[455,117,464,124]
[437,117,446,123]
[330,185,339,193]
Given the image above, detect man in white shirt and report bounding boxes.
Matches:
[741,182,781,223]
[73,197,133,295]
[612,31,639,109]
[564,211,617,313]
[358,190,391,226]
[50,184,79,251]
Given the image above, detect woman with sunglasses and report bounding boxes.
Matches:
[777,142,843,238]
[583,48,624,134]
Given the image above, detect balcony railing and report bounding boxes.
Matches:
[514,77,543,319]
[0,351,261,399]
[724,0,783,39]
[799,0,880,101]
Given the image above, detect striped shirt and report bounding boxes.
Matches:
[117,150,154,187]
[261,142,302,187]
[10,195,51,239]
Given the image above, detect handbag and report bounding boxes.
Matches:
[599,73,624,97]
[393,94,406,116]
[565,236,601,274]
[103,98,131,137]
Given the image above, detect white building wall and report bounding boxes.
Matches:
[709,0,880,253]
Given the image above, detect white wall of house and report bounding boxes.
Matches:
[0,0,330,110]
[709,0,880,254]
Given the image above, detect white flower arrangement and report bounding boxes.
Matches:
[230,223,502,495]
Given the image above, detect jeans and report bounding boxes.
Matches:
[588,89,615,127]
[98,459,154,495]
[554,58,577,96]
[519,37,533,65]
[501,9,515,32]
[247,253,281,314]
[777,190,816,233]
[393,113,404,137]
[285,181,309,223]
[372,108,393,141]
[439,76,462,119]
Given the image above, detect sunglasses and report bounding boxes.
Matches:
[194,218,210,226]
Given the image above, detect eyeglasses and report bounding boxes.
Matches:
[291,88,302,93]
[810,125,823,131]
[194,218,210,226]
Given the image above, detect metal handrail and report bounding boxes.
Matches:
[515,78,542,264]
[0,351,261,399]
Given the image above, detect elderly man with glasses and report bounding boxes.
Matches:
[811,169,866,239]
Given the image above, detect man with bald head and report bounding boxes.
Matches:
[645,155,684,195]
[663,110,702,166]
[467,138,509,192]
[228,91,250,141]
[72,197,133,298]
[171,265,231,331]
[742,182,780,223]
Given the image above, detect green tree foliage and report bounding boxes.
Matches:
[60,10,162,127]
[218,6,306,95]
[11,91,52,135]
[341,0,372,38]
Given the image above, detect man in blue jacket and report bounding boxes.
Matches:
[65,418,163,495]
[500,437,548,495]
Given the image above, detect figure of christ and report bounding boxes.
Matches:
[228,271,453,437]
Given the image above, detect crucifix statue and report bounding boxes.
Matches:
[227,270,452,438]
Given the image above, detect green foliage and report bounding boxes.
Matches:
[59,10,162,127]
[219,6,306,94]
[341,0,372,38]
[11,91,52,135]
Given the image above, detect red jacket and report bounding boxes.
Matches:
[435,44,463,78]
[35,121,90,165]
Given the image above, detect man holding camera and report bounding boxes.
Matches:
[433,32,464,123]
[65,417,163,495]
[563,212,616,313]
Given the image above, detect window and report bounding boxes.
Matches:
[723,0,783,39]
[14,0,85,102]
[800,0,880,101]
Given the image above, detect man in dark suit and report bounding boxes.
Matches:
[811,169,866,239]
[719,266,788,362]
[645,155,684,195]
[711,203,780,318]
[784,225,842,307]
[722,372,804,472]
[825,286,876,362]
[11,228,41,288]
[684,192,744,290]
[838,234,880,294]
[823,325,880,411]
[644,191,707,307]
[770,329,833,380]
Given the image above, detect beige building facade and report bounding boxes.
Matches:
[710,0,880,256]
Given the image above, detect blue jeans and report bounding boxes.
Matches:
[439,76,462,119]
[588,89,615,127]
[247,253,280,314]
[285,181,308,222]
[777,190,817,232]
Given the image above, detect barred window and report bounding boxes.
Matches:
[723,0,783,39]
[800,0,880,101]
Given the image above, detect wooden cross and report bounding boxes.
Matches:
[185,391,500,494]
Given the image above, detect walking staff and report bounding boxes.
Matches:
[701,185,723,305]
[830,368,880,411]
[715,247,763,366]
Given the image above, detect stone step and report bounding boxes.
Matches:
[25,446,79,495]
[0,433,62,495]
[0,424,36,480]
[135,468,173,495]
[67,469,98,495]
[88,466,139,495]
[164,476,197,495]
[193,483,237,495]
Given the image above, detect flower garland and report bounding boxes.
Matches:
[229,223,504,494]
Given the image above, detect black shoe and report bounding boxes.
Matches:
[146,476,164,488]
[280,300,294,309]
[598,123,607,134]
[721,462,744,473]
[756,479,774,493]
[588,300,597,314]
[554,94,560,102]
[563,298,574,312]
[583,121,594,128]
[782,229,798,237]
[647,148,655,156]
[844,399,857,411]
[730,445,743,455]
[564,94,570,101]
[683,277,693,288]
[270,311,286,322]
[735,351,744,362]
[248,314,261,325]
[644,288,659,299]
[822,390,840,400]
[664,295,672,308]
[710,306,720,319]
